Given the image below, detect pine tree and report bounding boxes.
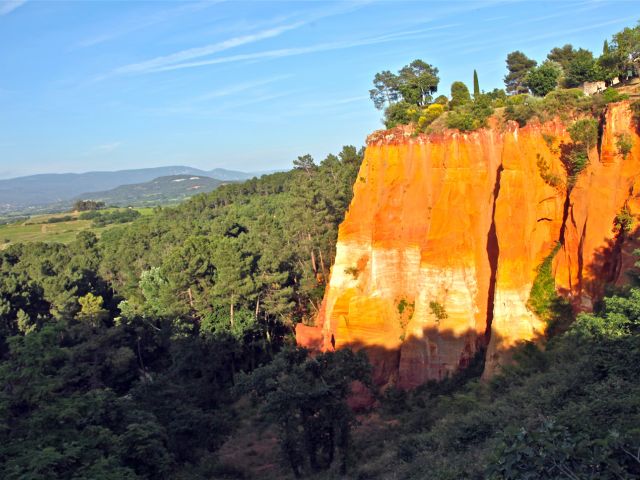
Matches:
[473,69,480,97]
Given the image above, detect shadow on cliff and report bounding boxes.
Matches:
[336,324,548,410]
[581,223,640,305]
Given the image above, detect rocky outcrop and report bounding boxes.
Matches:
[297,102,640,388]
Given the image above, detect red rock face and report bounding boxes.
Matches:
[298,102,640,387]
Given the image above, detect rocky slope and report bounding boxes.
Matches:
[297,102,640,388]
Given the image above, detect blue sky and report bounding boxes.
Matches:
[0,0,638,178]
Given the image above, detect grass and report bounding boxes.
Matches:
[0,208,154,249]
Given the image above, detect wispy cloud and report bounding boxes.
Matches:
[112,22,304,76]
[194,75,291,102]
[102,1,372,79]
[0,0,26,16]
[76,1,221,48]
[144,27,448,74]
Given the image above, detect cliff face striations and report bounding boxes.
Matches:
[297,102,640,388]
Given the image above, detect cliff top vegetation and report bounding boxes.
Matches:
[371,20,640,133]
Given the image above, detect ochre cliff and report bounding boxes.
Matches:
[297,102,640,388]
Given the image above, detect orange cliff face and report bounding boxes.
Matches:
[297,102,640,388]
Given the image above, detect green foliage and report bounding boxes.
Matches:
[504,94,541,127]
[602,87,629,103]
[45,215,74,224]
[76,292,109,326]
[614,206,635,234]
[525,61,562,96]
[547,43,578,72]
[504,50,537,94]
[449,81,471,109]
[353,286,640,479]
[611,21,640,78]
[236,347,371,476]
[568,117,599,149]
[371,59,440,114]
[73,200,106,212]
[80,208,141,227]
[536,154,563,189]
[564,48,602,87]
[527,243,571,333]
[383,100,413,128]
[617,133,634,159]
[429,300,447,321]
[0,143,365,478]
[446,94,494,132]
[416,103,445,132]
[473,69,480,97]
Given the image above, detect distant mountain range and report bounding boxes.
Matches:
[78,175,228,207]
[0,166,273,214]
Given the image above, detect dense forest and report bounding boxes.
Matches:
[0,146,365,479]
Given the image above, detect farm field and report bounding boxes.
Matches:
[0,207,154,249]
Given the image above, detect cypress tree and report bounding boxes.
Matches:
[473,69,480,97]
[603,39,610,54]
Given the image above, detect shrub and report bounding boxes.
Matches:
[45,215,74,224]
[446,95,494,132]
[433,95,449,108]
[602,87,629,103]
[429,301,447,320]
[568,118,599,149]
[384,101,413,128]
[536,154,563,189]
[417,103,445,131]
[616,133,633,159]
[614,206,634,234]
[504,95,540,127]
[540,88,589,117]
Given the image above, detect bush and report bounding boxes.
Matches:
[602,87,629,103]
[45,215,74,224]
[504,95,540,127]
[616,133,634,159]
[446,95,494,132]
[384,101,413,128]
[540,88,589,118]
[568,118,599,149]
[416,103,445,131]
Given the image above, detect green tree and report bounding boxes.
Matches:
[76,292,109,326]
[504,50,537,94]
[547,44,577,72]
[473,69,480,97]
[565,48,602,87]
[237,347,371,477]
[450,81,472,109]
[612,21,640,77]
[397,59,440,107]
[525,61,562,96]
[369,70,400,109]
[293,154,316,174]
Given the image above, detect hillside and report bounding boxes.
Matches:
[76,175,228,207]
[0,166,263,213]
